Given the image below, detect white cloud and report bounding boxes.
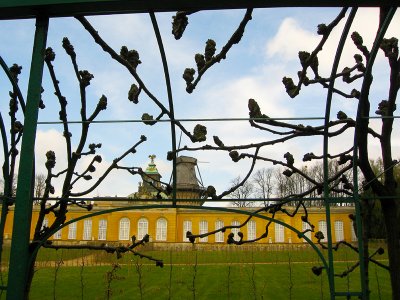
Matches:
[266,18,319,61]
[34,129,143,197]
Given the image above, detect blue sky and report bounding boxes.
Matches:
[0,8,399,201]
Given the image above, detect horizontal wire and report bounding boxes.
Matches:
[36,115,400,125]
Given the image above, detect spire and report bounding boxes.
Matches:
[145,154,159,174]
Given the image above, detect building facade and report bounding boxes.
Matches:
[3,156,357,245]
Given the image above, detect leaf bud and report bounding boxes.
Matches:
[351,32,364,47]
[62,37,76,58]
[195,53,206,70]
[312,266,324,276]
[229,151,240,162]
[128,83,140,104]
[97,95,107,111]
[142,234,150,243]
[282,169,293,177]
[45,151,56,169]
[156,260,164,268]
[183,68,195,84]
[11,121,23,134]
[298,51,310,68]
[354,54,363,64]
[303,152,316,162]
[141,113,157,125]
[375,100,390,116]
[248,98,262,118]
[44,47,56,62]
[227,233,235,244]
[282,77,299,98]
[167,151,174,161]
[204,39,216,62]
[192,124,207,142]
[351,89,360,99]
[314,231,324,241]
[79,70,94,87]
[205,185,217,198]
[284,152,294,166]
[9,64,22,81]
[337,111,348,120]
[317,24,328,35]
[213,136,224,147]
[172,12,188,40]
[120,46,141,69]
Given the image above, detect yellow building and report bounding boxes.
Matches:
[3,156,356,245]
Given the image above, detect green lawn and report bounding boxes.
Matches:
[25,261,390,299]
[0,243,391,299]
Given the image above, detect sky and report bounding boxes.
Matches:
[0,7,399,204]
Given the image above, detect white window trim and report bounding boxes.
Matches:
[275,222,285,243]
[156,218,167,241]
[137,218,149,240]
[53,228,62,240]
[199,220,208,242]
[318,220,327,242]
[183,220,192,242]
[98,219,107,241]
[215,220,224,243]
[119,218,130,241]
[231,221,240,242]
[83,219,92,240]
[68,222,77,240]
[247,220,256,240]
[334,220,344,242]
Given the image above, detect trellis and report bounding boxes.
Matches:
[0,1,398,299]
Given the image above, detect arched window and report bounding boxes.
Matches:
[183,220,192,242]
[247,220,256,240]
[318,220,327,242]
[98,219,107,241]
[215,220,224,243]
[53,227,62,239]
[334,220,344,242]
[199,220,208,242]
[156,218,167,241]
[68,222,77,239]
[119,217,130,240]
[275,222,285,243]
[231,220,240,242]
[302,221,312,242]
[137,218,148,240]
[83,219,92,240]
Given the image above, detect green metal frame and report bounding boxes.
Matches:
[0,0,395,20]
[0,2,398,299]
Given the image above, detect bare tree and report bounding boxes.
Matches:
[252,168,274,206]
[229,176,255,207]
[33,174,46,204]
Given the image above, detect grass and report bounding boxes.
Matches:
[0,242,391,299]
[24,261,390,299]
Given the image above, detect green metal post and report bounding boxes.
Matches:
[7,16,48,300]
[322,8,357,299]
